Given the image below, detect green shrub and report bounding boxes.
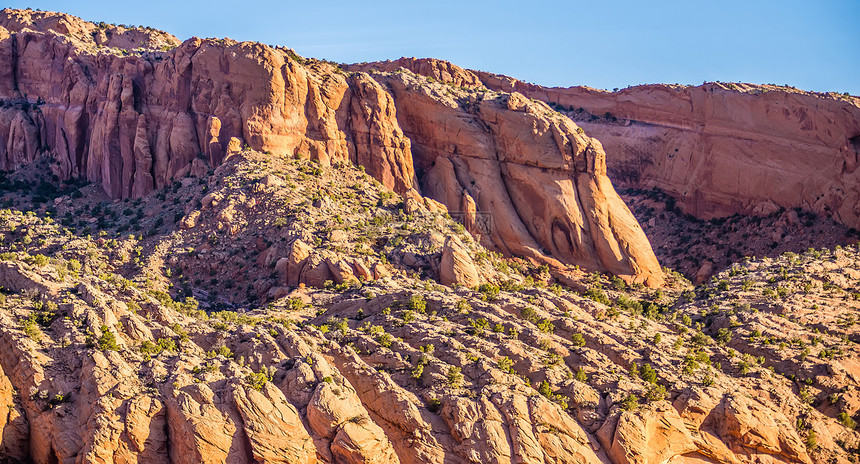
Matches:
[538,380,552,398]
[376,332,392,348]
[455,299,471,314]
[838,412,856,429]
[497,356,513,373]
[21,315,41,341]
[805,429,817,450]
[645,384,667,402]
[716,328,732,345]
[629,362,640,379]
[447,366,463,387]
[406,294,426,312]
[156,337,177,352]
[584,287,611,306]
[640,363,657,384]
[97,325,119,351]
[288,297,305,311]
[621,394,638,411]
[520,306,539,323]
[246,369,271,391]
[411,363,424,380]
[537,319,554,334]
[478,283,500,302]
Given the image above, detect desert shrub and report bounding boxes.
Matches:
[716,328,733,345]
[447,366,463,387]
[629,361,640,379]
[21,315,41,341]
[469,317,489,336]
[97,325,119,351]
[838,412,856,430]
[497,356,513,373]
[288,297,305,311]
[520,306,539,323]
[246,369,272,391]
[805,429,817,450]
[478,283,500,302]
[538,380,553,398]
[406,294,426,312]
[584,287,611,305]
[157,337,177,352]
[455,299,471,313]
[640,363,657,384]
[376,332,392,348]
[621,394,638,411]
[645,384,667,402]
[537,319,554,334]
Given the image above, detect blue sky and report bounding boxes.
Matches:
[7,0,859,94]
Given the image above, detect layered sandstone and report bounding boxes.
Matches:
[371,73,662,285]
[357,57,860,229]
[0,8,662,285]
[0,8,416,199]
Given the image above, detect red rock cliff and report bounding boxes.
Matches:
[358,58,860,230]
[0,9,662,286]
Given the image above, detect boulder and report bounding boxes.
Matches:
[439,236,481,288]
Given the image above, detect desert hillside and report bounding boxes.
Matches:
[0,8,662,286]
[0,8,858,464]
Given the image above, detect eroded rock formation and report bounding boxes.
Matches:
[355,57,860,229]
[0,8,662,286]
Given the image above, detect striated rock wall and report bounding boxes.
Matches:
[360,57,860,230]
[0,8,662,286]
[374,74,661,285]
[0,8,417,199]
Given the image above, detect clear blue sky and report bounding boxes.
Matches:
[7,0,859,95]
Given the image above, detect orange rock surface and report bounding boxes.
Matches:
[0,8,663,286]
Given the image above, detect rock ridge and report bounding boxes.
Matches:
[0,8,663,286]
[352,57,860,230]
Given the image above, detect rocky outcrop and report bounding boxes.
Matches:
[360,56,860,229]
[0,8,416,199]
[0,8,180,50]
[0,8,663,286]
[0,144,855,464]
[439,236,481,288]
[509,82,860,229]
[373,74,662,285]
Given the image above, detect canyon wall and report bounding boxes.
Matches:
[356,57,860,229]
[0,9,662,285]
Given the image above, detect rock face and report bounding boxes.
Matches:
[0,8,417,199]
[498,81,860,229]
[0,8,663,286]
[358,57,860,229]
[372,73,662,286]
[439,236,481,288]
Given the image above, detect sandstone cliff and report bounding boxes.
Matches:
[0,8,662,286]
[353,57,860,229]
